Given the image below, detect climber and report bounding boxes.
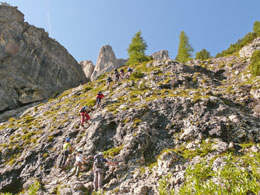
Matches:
[114,69,120,82]
[126,67,133,78]
[79,105,91,127]
[96,91,104,106]
[106,76,113,89]
[59,138,73,169]
[68,150,88,177]
[119,69,124,79]
[93,152,118,192]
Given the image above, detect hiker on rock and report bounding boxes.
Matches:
[93,152,118,191]
[106,76,113,89]
[59,138,73,169]
[119,69,124,79]
[96,91,104,106]
[68,150,88,177]
[114,69,120,82]
[126,67,133,78]
[79,105,91,127]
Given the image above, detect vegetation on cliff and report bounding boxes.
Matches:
[250,50,260,76]
[216,20,260,58]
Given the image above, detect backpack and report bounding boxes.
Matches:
[94,154,104,169]
[80,106,86,113]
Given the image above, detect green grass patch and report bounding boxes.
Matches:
[173,140,215,160]
[178,152,260,194]
[47,136,54,142]
[158,173,175,195]
[103,145,123,158]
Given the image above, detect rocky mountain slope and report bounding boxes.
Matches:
[0,44,260,194]
[0,5,87,122]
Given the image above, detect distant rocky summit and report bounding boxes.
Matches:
[152,50,169,61]
[0,5,87,121]
[91,45,120,81]
[81,45,128,81]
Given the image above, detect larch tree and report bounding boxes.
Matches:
[175,31,194,63]
[127,31,148,65]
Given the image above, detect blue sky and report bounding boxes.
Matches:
[3,0,260,63]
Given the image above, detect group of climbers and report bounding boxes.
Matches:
[57,67,135,191]
[107,67,133,89]
[59,139,118,192]
[79,67,133,126]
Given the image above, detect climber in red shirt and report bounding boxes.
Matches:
[96,91,104,106]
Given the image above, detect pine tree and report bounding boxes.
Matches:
[195,49,211,60]
[175,31,193,63]
[127,31,148,65]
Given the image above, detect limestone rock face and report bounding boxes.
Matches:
[239,37,260,58]
[152,50,169,61]
[79,60,94,80]
[0,5,87,120]
[91,45,118,81]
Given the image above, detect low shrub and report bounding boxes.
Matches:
[250,50,260,76]
[131,71,144,79]
[178,153,260,194]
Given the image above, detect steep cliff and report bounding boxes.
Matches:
[0,5,87,122]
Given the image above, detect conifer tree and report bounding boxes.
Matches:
[175,31,193,63]
[127,31,148,65]
[253,21,260,34]
[195,49,211,60]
